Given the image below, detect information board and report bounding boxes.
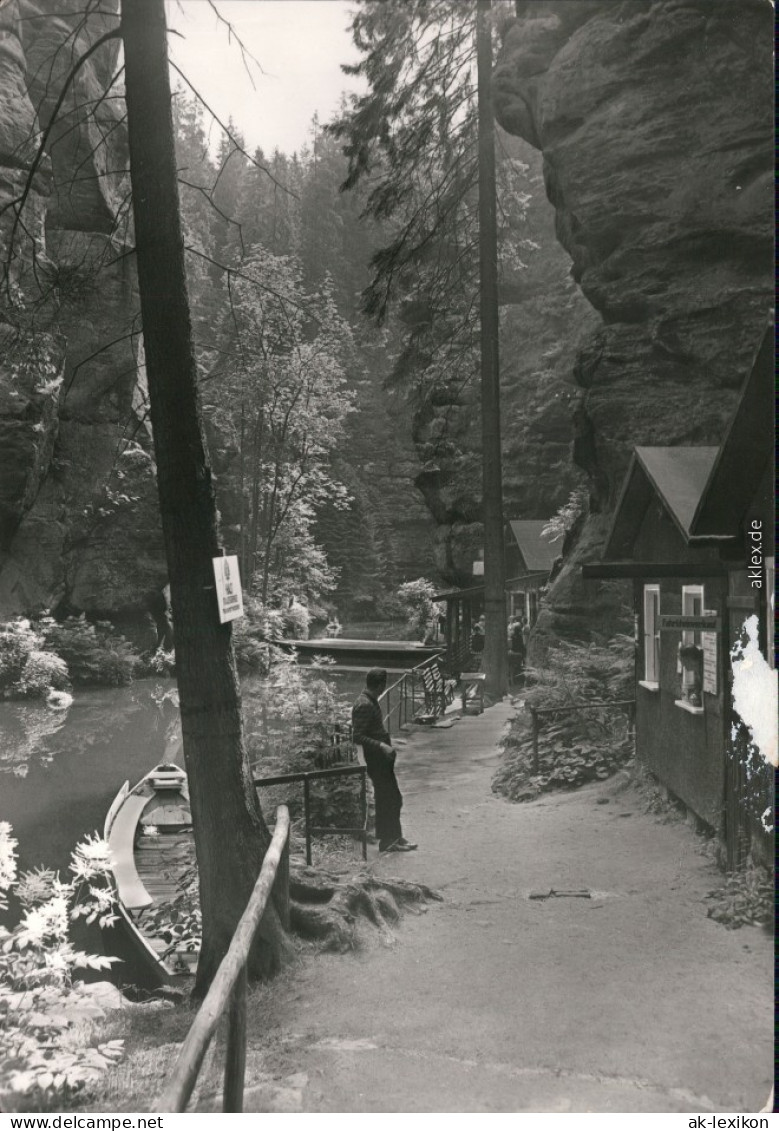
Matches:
[212,554,244,623]
[701,631,717,695]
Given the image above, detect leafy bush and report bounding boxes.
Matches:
[541,488,588,546]
[280,599,310,640]
[0,823,123,1109]
[146,646,175,676]
[0,620,71,699]
[40,615,140,687]
[494,634,635,801]
[704,866,773,929]
[16,651,70,699]
[0,619,42,691]
[396,577,438,642]
[232,598,282,673]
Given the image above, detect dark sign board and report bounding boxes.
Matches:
[659,615,720,632]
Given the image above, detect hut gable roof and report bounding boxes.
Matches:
[508,520,558,573]
[603,447,718,559]
[690,325,774,537]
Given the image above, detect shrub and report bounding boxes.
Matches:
[280,599,310,640]
[541,488,589,546]
[16,650,70,698]
[0,619,42,691]
[495,634,635,800]
[396,578,438,642]
[146,647,175,676]
[0,823,123,1109]
[232,597,281,673]
[40,615,140,687]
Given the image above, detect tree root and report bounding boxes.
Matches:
[288,864,441,953]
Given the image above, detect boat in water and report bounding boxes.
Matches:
[103,763,196,995]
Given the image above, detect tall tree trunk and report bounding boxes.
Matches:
[477,0,508,699]
[239,403,247,578]
[121,0,289,995]
[249,409,264,579]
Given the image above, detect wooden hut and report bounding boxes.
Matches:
[583,326,774,867]
[506,519,559,625]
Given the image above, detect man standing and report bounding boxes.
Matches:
[352,668,417,853]
[508,615,526,688]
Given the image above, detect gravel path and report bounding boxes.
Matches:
[236,701,773,1114]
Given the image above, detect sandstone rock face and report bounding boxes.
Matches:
[494,0,773,636]
[0,1,166,620]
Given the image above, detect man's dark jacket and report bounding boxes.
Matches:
[352,690,391,755]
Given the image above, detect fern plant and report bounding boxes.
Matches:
[0,824,124,1109]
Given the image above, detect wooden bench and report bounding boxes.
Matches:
[107,791,154,912]
[460,671,486,714]
[419,660,458,717]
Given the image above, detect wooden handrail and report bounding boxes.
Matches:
[255,764,368,865]
[157,806,290,1113]
[531,699,636,717]
[528,700,636,773]
[377,655,447,732]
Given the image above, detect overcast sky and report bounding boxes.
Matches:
[165,0,364,156]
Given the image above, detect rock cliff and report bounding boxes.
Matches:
[493,0,774,638]
[0,1,166,626]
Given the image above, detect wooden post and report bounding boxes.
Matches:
[360,767,368,862]
[303,777,312,865]
[530,707,539,772]
[273,831,290,931]
[477,0,508,701]
[223,966,247,1112]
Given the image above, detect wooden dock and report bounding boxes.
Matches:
[272,637,444,669]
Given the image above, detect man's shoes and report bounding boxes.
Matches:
[397,838,418,850]
[379,839,416,853]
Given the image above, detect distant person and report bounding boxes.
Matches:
[325,617,343,638]
[470,614,486,657]
[508,615,526,688]
[352,668,417,853]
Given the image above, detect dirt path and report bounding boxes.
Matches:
[236,703,773,1114]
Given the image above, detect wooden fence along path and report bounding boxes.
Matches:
[157,806,291,1113]
[528,699,636,772]
[255,764,368,865]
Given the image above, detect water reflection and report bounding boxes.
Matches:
[0,669,367,875]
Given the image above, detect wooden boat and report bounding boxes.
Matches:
[103,763,196,994]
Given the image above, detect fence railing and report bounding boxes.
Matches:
[528,699,636,773]
[377,655,451,735]
[255,764,368,865]
[157,806,290,1113]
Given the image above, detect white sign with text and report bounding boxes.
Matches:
[212,554,244,623]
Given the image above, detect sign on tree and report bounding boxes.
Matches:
[213,555,244,623]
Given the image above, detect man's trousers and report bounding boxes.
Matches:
[363,747,403,848]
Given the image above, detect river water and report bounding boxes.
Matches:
[0,668,367,878]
